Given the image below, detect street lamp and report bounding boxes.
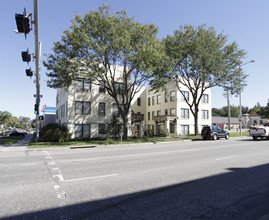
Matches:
[239,59,255,136]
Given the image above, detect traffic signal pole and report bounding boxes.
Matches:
[34,0,40,141]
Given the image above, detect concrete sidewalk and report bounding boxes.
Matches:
[0,134,33,151]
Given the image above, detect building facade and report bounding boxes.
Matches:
[131,82,212,136]
[56,65,131,139]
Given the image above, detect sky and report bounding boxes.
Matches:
[1,0,268,119]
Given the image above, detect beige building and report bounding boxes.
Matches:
[131,82,212,136]
[56,65,131,139]
[56,65,212,138]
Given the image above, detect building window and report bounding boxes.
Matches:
[99,124,106,134]
[165,109,168,115]
[114,82,126,95]
[75,124,91,138]
[170,124,175,133]
[202,110,209,119]
[148,97,151,106]
[202,94,209,104]
[170,91,176,102]
[113,103,124,117]
[99,102,105,116]
[170,108,176,116]
[152,96,155,105]
[181,108,189,119]
[75,101,91,115]
[148,112,150,121]
[157,95,161,104]
[181,91,189,101]
[61,104,65,118]
[152,111,155,120]
[56,94,59,104]
[66,101,68,116]
[75,78,91,92]
[137,98,141,106]
[99,81,106,93]
[157,110,161,116]
[181,125,189,135]
[165,92,168,103]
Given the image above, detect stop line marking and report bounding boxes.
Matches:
[215,155,238,161]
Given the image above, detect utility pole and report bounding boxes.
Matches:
[34,0,40,141]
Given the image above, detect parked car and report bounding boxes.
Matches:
[201,126,229,140]
[9,130,26,136]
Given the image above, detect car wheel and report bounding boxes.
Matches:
[213,134,217,140]
[203,137,207,140]
[253,136,257,140]
[225,134,229,140]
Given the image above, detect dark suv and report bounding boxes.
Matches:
[201,126,229,140]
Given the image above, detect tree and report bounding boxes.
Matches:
[19,116,31,128]
[151,25,246,135]
[0,111,12,127]
[106,115,121,139]
[44,5,163,140]
[249,102,262,114]
[260,101,269,118]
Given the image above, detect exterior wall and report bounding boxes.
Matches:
[130,81,212,136]
[56,65,131,139]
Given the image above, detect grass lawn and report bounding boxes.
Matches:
[28,137,184,149]
[0,136,25,144]
[229,131,249,137]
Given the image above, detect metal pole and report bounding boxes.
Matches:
[239,72,242,136]
[34,0,40,141]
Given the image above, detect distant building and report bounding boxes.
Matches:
[42,106,56,127]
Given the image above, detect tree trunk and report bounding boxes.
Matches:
[194,112,199,135]
[122,116,128,140]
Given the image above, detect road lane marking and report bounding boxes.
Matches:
[216,155,238,161]
[65,174,119,182]
[19,163,38,166]
[43,150,66,199]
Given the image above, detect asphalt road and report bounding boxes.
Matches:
[1,137,269,219]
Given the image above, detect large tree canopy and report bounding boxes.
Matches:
[44,5,163,139]
[151,25,246,135]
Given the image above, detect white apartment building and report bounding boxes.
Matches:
[56,64,212,138]
[56,65,131,139]
[131,82,212,136]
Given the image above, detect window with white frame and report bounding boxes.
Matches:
[170,91,176,102]
[113,103,124,117]
[152,96,155,105]
[99,81,106,93]
[75,101,91,115]
[202,94,209,104]
[148,112,150,120]
[165,92,168,103]
[75,124,91,138]
[157,110,161,116]
[114,82,126,95]
[181,125,189,135]
[181,91,189,101]
[170,108,176,116]
[152,111,155,120]
[181,108,189,119]
[99,102,105,116]
[201,110,209,119]
[148,97,150,106]
[75,78,91,92]
[157,95,161,104]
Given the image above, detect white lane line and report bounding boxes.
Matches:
[58,149,197,163]
[65,174,119,182]
[216,155,238,161]
[19,163,38,166]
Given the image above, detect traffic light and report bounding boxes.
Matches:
[26,68,33,77]
[34,104,39,114]
[15,8,31,38]
[39,116,44,120]
[21,49,31,64]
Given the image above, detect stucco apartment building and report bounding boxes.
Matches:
[131,82,212,136]
[56,65,131,139]
[56,65,212,138]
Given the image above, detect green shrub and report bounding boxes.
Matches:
[144,129,154,137]
[39,123,71,142]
